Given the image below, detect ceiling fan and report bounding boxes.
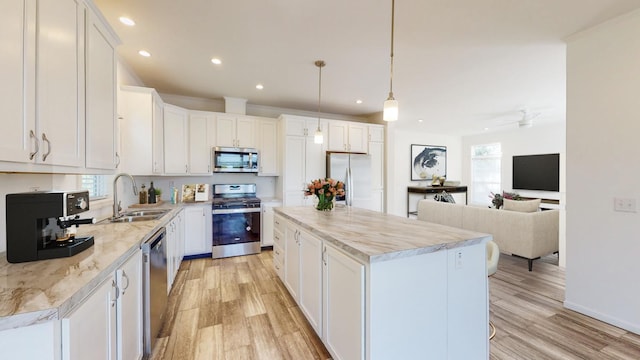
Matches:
[491,108,542,128]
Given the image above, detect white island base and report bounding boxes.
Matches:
[274,206,490,360]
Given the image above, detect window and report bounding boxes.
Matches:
[471,143,501,206]
[81,175,109,199]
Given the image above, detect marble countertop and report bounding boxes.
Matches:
[275,206,491,264]
[0,206,184,331]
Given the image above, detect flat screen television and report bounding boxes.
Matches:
[512,153,559,192]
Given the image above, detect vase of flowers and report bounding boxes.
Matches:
[305,178,345,211]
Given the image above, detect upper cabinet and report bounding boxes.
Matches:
[85,4,119,170]
[119,86,165,175]
[163,104,189,175]
[0,0,119,172]
[257,118,278,176]
[0,0,35,164]
[215,114,255,148]
[188,111,216,175]
[36,0,86,167]
[327,121,367,153]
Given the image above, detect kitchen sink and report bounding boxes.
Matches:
[101,209,171,223]
[121,209,170,217]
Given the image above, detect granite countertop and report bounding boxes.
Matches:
[0,206,183,332]
[275,206,491,264]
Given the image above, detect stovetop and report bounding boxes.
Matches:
[211,184,260,209]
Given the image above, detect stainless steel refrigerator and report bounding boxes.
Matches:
[326,152,372,210]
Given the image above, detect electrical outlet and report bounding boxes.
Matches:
[614,197,637,213]
[455,250,463,269]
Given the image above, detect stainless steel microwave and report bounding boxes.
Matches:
[212,147,259,173]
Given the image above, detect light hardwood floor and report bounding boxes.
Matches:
[152,251,640,360]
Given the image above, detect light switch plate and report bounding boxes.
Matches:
[614,197,637,213]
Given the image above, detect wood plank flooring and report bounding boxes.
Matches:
[152,251,640,360]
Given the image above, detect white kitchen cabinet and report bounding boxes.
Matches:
[257,118,279,176]
[327,121,368,153]
[167,210,185,291]
[85,5,119,170]
[62,250,142,360]
[0,322,59,360]
[62,273,117,360]
[260,200,282,246]
[184,205,212,256]
[368,125,385,212]
[299,229,323,336]
[215,114,255,148]
[116,251,142,360]
[280,115,327,206]
[284,223,301,301]
[323,242,365,360]
[273,215,285,281]
[0,0,35,164]
[188,111,216,174]
[163,104,189,175]
[119,86,165,175]
[36,0,85,167]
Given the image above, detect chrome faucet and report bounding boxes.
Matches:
[113,173,138,219]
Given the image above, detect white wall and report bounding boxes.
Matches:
[565,9,640,334]
[461,122,567,266]
[386,124,462,217]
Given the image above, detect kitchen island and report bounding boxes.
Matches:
[274,206,491,360]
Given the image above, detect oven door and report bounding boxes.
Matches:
[212,208,261,246]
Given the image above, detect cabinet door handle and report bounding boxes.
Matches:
[29,130,39,160]
[185,164,188,173]
[115,152,120,168]
[41,133,51,162]
[122,270,130,293]
[323,246,327,266]
[111,279,119,307]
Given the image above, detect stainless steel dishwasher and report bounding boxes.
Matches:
[141,227,168,357]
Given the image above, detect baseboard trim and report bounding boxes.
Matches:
[564,300,640,334]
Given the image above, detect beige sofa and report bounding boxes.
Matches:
[417,200,559,271]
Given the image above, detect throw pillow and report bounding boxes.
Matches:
[503,198,540,212]
[434,191,456,203]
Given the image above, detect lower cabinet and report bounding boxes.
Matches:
[277,216,365,360]
[117,251,143,360]
[260,200,282,247]
[184,205,212,256]
[323,243,365,360]
[62,250,142,360]
[62,275,116,360]
[273,215,285,280]
[299,229,323,336]
[283,222,300,301]
[166,209,185,291]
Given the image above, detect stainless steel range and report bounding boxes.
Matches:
[211,183,261,259]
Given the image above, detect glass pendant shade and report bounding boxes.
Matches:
[383,97,399,121]
[314,128,324,144]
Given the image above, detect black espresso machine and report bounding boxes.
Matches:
[6,190,96,263]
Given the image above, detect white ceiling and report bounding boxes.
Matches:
[94,0,640,136]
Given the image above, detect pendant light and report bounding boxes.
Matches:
[383,0,398,121]
[314,60,326,144]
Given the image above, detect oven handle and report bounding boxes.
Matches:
[212,207,261,215]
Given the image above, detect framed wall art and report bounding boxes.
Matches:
[411,144,447,181]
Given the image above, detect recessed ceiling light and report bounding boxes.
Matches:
[119,17,135,26]
[356,99,363,104]
[138,50,151,57]
[211,58,222,65]
[256,84,264,90]
[418,119,423,123]
[484,127,490,131]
